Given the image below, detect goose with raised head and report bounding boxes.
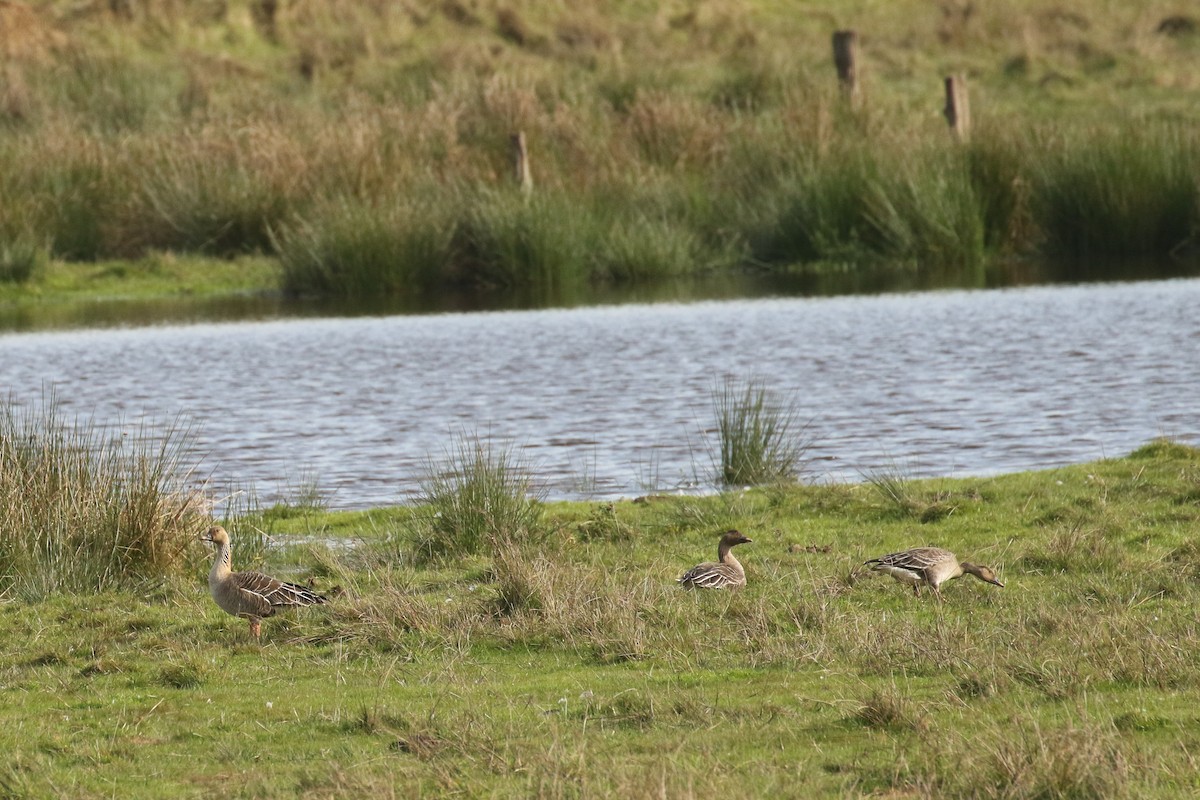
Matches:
[202,526,327,640]
[678,529,753,590]
[864,546,1003,600]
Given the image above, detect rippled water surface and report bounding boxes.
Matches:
[2,279,1197,509]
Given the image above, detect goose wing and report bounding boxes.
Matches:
[678,562,744,590]
[866,547,955,572]
[864,547,957,587]
[232,571,328,615]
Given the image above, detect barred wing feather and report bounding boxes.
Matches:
[678,563,744,590]
[232,571,327,617]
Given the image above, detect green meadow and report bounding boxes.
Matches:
[2,420,1199,797]
[3,3,1200,796]
[1,0,1200,304]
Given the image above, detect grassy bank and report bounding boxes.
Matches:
[2,439,1199,796]
[0,253,279,304]
[1,1,1199,301]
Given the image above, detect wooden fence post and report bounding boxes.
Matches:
[943,75,970,141]
[511,131,532,194]
[832,30,861,108]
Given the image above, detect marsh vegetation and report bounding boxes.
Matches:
[1,1,1199,305]
[2,392,1200,796]
[0,397,208,599]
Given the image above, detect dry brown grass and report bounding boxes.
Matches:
[0,397,212,598]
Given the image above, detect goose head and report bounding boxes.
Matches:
[202,526,230,546]
[962,562,1003,588]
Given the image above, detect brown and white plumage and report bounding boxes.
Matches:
[678,530,753,590]
[864,546,1003,600]
[202,526,327,640]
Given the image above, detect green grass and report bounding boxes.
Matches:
[3,440,1200,796]
[0,253,280,305]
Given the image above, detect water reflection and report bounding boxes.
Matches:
[2,259,1196,333]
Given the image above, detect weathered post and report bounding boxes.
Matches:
[832,30,861,108]
[943,74,970,141]
[511,131,532,194]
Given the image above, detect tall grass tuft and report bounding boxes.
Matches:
[592,212,710,281]
[0,236,44,283]
[920,718,1131,799]
[277,195,454,297]
[0,134,113,261]
[0,397,211,599]
[449,190,600,290]
[1031,125,1200,263]
[855,687,925,731]
[413,432,543,560]
[863,461,956,522]
[861,151,988,270]
[965,128,1034,253]
[126,153,293,256]
[746,145,989,270]
[744,152,878,266]
[711,377,808,487]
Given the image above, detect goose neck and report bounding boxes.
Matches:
[209,539,233,581]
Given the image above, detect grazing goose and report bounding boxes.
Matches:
[864,546,1003,600]
[678,529,753,589]
[202,526,327,640]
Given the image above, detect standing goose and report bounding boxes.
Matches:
[202,526,327,640]
[678,529,753,589]
[864,546,1003,600]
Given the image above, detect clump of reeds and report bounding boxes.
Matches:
[449,190,599,290]
[742,142,991,271]
[120,133,297,256]
[864,462,922,516]
[413,431,544,560]
[860,149,988,270]
[575,503,636,542]
[711,377,808,487]
[0,397,211,599]
[484,541,660,663]
[276,194,454,297]
[0,236,43,283]
[1030,124,1200,263]
[1017,521,1127,575]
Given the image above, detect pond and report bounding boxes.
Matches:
[1,277,1197,510]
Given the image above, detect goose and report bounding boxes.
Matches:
[864,546,1003,600]
[678,529,752,589]
[202,526,327,640]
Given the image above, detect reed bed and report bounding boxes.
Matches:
[1,1,1198,297]
[0,397,210,598]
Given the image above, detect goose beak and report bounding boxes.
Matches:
[989,577,1004,588]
